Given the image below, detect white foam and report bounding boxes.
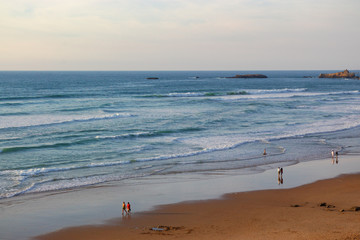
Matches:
[133,135,254,164]
[215,90,359,101]
[172,115,360,160]
[315,101,360,114]
[0,182,36,199]
[95,132,152,140]
[246,88,307,94]
[2,113,360,199]
[2,160,131,179]
[0,112,133,129]
[167,92,205,97]
[130,113,360,164]
[3,167,76,178]
[158,88,309,98]
[87,160,130,168]
[25,173,147,194]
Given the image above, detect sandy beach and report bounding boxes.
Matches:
[35,165,360,239]
[1,155,360,240]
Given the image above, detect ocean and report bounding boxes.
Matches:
[1,70,360,199]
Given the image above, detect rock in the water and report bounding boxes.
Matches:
[318,70,359,79]
[226,74,268,79]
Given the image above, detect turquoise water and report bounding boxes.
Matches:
[1,70,360,199]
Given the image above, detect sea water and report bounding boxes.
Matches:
[1,70,360,199]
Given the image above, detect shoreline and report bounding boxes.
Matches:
[35,174,360,240]
[36,172,360,240]
[1,154,360,239]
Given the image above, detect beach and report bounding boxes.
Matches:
[35,157,360,240]
[1,154,359,239]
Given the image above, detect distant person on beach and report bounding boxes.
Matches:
[336,151,339,164]
[263,149,267,156]
[122,201,127,215]
[127,202,131,214]
[277,167,283,184]
[331,149,335,158]
[278,167,284,176]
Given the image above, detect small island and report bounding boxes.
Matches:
[226,74,268,79]
[319,70,359,79]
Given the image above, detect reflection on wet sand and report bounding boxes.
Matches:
[277,167,284,185]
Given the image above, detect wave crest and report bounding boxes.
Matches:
[0,112,134,130]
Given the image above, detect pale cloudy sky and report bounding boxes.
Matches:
[1,0,359,70]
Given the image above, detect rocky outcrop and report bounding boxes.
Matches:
[226,74,268,79]
[319,70,359,79]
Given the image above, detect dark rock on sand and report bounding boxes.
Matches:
[318,69,360,79]
[226,74,268,79]
[349,206,360,211]
[319,202,336,208]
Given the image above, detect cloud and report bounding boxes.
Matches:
[1,0,359,70]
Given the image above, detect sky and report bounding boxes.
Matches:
[1,0,359,70]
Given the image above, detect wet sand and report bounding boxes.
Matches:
[35,173,360,239]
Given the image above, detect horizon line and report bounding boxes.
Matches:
[0,69,358,72]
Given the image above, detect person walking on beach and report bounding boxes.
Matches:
[277,167,283,184]
[127,202,131,214]
[336,151,339,164]
[122,201,127,215]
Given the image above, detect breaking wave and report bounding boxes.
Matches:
[0,112,134,130]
